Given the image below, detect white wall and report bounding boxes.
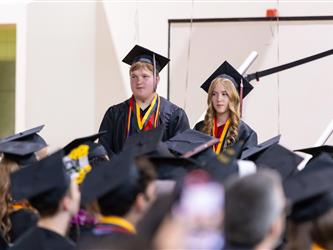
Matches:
[25,2,96,148]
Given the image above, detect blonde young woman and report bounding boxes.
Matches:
[194,61,257,156]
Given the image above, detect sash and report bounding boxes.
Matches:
[212,117,231,154]
[126,94,160,138]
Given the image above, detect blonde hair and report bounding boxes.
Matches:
[130,61,157,75]
[202,77,240,147]
[0,157,19,242]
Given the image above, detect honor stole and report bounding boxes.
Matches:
[93,215,136,235]
[126,94,160,138]
[212,117,231,154]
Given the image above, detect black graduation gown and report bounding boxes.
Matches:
[99,96,190,158]
[77,225,137,250]
[9,227,75,250]
[9,209,38,243]
[0,232,8,250]
[194,120,257,158]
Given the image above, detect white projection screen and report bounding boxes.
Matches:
[168,17,333,150]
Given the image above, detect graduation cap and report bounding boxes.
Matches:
[200,61,254,99]
[202,154,239,183]
[122,125,172,157]
[0,125,47,166]
[10,150,70,202]
[251,143,303,180]
[148,155,200,180]
[80,150,139,205]
[63,131,106,155]
[283,154,333,222]
[295,145,333,158]
[122,44,170,72]
[165,129,219,157]
[0,125,45,144]
[241,135,281,160]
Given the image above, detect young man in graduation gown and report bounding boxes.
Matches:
[77,152,156,250]
[98,45,190,158]
[9,150,80,250]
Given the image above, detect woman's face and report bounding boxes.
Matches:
[211,81,230,116]
[130,67,158,102]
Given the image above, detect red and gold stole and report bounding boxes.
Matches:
[212,117,231,154]
[126,94,161,138]
[98,215,136,234]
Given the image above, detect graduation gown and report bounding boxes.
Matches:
[9,209,38,243]
[99,96,190,158]
[9,227,75,250]
[77,223,137,250]
[0,232,8,250]
[194,120,257,158]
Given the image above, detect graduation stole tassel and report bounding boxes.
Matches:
[213,118,231,154]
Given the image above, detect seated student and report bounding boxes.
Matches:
[0,126,48,244]
[194,61,257,157]
[98,45,190,158]
[224,169,286,250]
[283,153,333,250]
[77,152,156,250]
[9,150,81,250]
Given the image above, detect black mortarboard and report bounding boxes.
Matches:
[0,125,47,166]
[122,45,170,72]
[148,156,200,180]
[63,131,106,155]
[202,153,239,183]
[241,135,281,160]
[294,145,333,158]
[283,154,333,222]
[165,129,219,157]
[10,150,70,202]
[122,125,172,157]
[80,150,139,205]
[252,143,303,180]
[200,61,254,98]
[0,125,45,144]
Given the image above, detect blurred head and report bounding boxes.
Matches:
[224,169,286,249]
[98,156,157,220]
[29,179,80,218]
[130,62,159,102]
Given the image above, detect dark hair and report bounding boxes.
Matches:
[311,208,333,249]
[28,184,69,217]
[98,157,156,217]
[224,169,283,247]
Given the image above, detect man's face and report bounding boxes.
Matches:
[130,67,159,102]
